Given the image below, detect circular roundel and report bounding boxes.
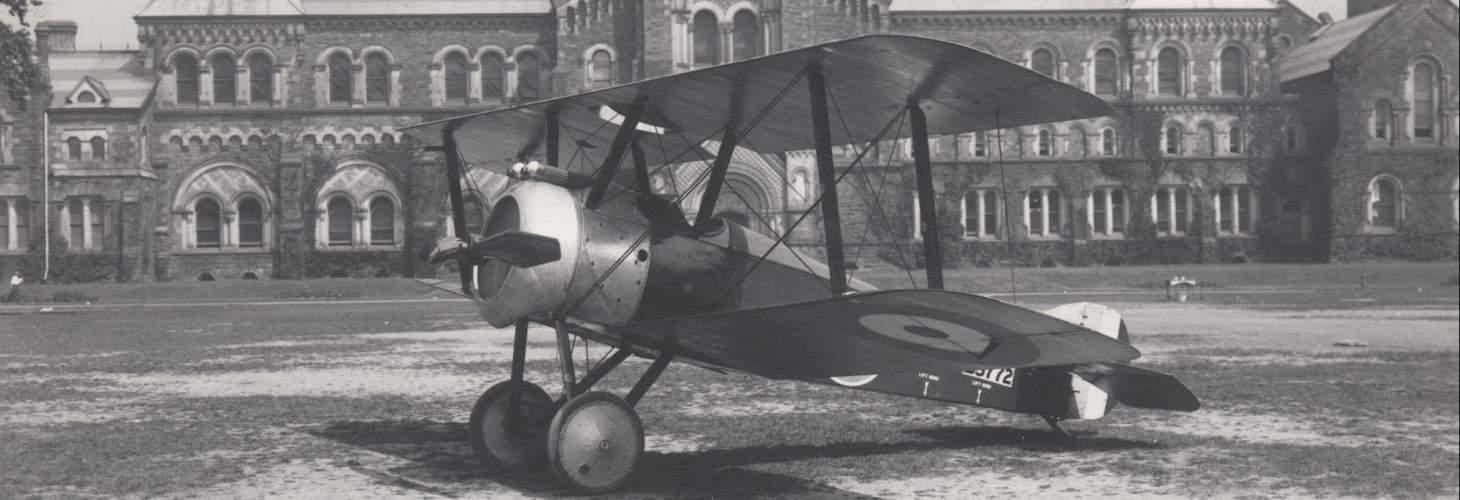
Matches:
[857,314,992,353]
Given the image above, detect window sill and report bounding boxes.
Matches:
[1089,234,1126,240]
[1155,233,1189,238]
[174,247,271,255]
[1025,234,1065,240]
[1362,226,1399,235]
[1216,233,1255,238]
[961,235,1002,241]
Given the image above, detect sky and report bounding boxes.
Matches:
[0,0,1401,51]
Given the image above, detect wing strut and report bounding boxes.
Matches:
[586,96,646,209]
[691,127,740,233]
[807,60,848,293]
[909,100,944,290]
[441,124,474,297]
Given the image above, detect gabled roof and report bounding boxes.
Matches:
[136,0,305,17]
[135,0,550,17]
[889,0,1277,13]
[48,51,153,109]
[1279,4,1397,83]
[66,77,112,105]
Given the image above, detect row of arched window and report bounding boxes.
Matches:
[169,46,546,106]
[187,194,399,249]
[691,9,762,65]
[173,51,275,105]
[930,185,1264,240]
[1017,44,1251,98]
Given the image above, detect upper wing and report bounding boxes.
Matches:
[404,35,1112,175]
[610,289,1140,380]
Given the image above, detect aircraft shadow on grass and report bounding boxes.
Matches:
[305,419,1165,497]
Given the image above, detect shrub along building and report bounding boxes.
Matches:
[0,0,1454,282]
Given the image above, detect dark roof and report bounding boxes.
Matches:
[1279,4,1397,83]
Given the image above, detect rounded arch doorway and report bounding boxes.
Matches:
[713,176,771,234]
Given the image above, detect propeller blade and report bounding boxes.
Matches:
[469,230,562,268]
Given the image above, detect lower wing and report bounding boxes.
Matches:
[610,289,1141,380]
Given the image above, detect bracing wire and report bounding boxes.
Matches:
[993,111,1018,302]
[825,86,915,287]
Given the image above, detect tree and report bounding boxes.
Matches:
[2,0,46,103]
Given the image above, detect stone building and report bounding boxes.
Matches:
[0,0,1454,282]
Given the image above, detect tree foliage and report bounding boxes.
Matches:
[1,0,46,104]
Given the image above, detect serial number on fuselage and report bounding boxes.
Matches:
[962,368,1016,388]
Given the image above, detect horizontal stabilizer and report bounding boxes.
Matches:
[1073,363,1200,412]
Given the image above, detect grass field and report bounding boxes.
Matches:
[1,262,1456,498]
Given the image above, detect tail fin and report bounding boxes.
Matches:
[1042,302,1125,419]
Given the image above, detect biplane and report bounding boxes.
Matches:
[403,35,1199,493]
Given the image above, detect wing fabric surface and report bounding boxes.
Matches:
[610,289,1140,380]
[404,35,1112,175]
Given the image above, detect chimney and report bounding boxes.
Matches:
[35,20,78,54]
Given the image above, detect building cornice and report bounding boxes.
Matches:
[139,21,305,46]
[1127,14,1273,41]
[891,12,1123,29]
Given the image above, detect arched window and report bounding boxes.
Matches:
[248,52,273,104]
[1411,61,1437,139]
[1101,128,1117,156]
[693,11,720,65]
[590,50,613,88]
[1037,129,1054,157]
[1228,127,1244,154]
[970,131,988,157]
[1285,126,1299,152]
[1219,46,1246,96]
[327,197,353,246]
[1217,186,1255,234]
[1153,187,1190,236]
[211,53,236,105]
[0,198,26,250]
[328,52,352,104]
[565,6,577,34]
[1070,128,1088,157]
[444,52,468,102]
[1276,35,1292,49]
[1374,100,1393,141]
[1089,187,1127,236]
[1026,188,1063,237]
[188,136,203,151]
[175,53,200,104]
[1031,48,1055,78]
[516,52,541,100]
[365,53,390,104]
[481,53,505,100]
[1164,126,1182,155]
[1369,177,1400,228]
[238,198,263,247]
[370,197,395,246]
[76,91,96,103]
[870,4,880,30]
[1157,47,1183,96]
[1094,48,1118,97]
[90,137,105,160]
[67,137,82,160]
[196,198,221,248]
[962,189,1000,238]
[733,10,759,61]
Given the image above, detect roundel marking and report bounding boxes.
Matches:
[857,314,991,353]
[830,374,878,387]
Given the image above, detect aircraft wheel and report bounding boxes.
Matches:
[468,380,554,470]
[546,391,643,493]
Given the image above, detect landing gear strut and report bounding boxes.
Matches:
[1042,415,1074,439]
[468,319,672,493]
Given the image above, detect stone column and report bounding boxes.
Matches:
[81,198,93,250]
[4,199,14,251]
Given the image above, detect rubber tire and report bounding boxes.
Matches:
[467,380,554,471]
[546,391,644,494]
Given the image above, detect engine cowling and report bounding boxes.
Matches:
[471,181,652,327]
